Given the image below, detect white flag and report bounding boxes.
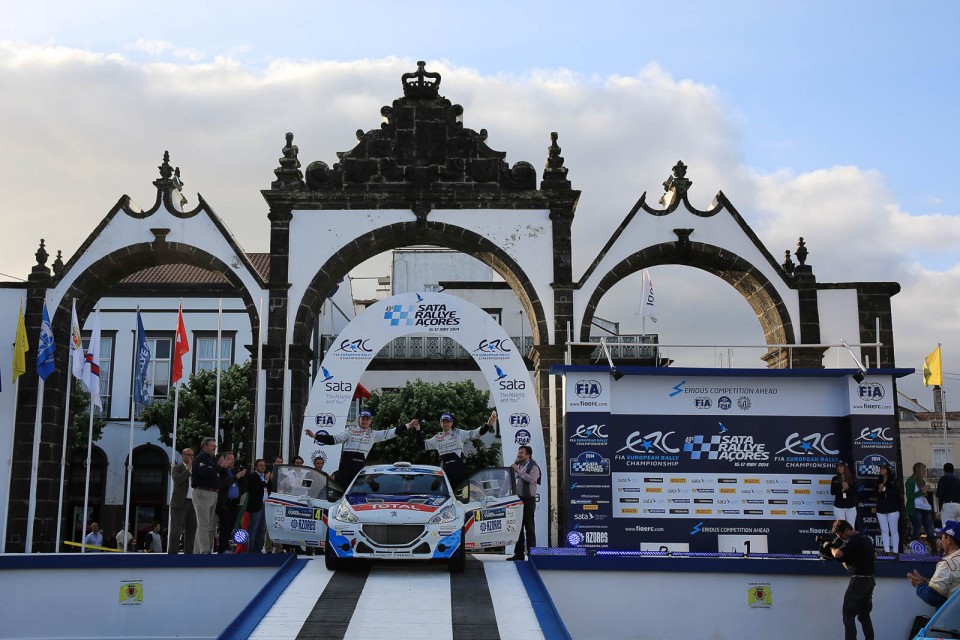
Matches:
[637,269,657,322]
[80,308,102,412]
[70,300,86,381]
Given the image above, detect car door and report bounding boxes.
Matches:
[264,465,341,548]
[460,467,523,552]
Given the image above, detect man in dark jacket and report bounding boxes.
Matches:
[830,519,876,640]
[192,437,220,554]
[169,447,196,554]
[244,458,270,553]
[216,450,247,554]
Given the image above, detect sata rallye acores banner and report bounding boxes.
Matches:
[562,371,900,554]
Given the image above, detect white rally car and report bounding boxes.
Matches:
[265,462,523,572]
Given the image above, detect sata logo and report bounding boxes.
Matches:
[514,429,532,445]
[857,382,885,401]
[473,339,512,355]
[335,338,373,354]
[315,414,336,427]
[321,368,353,393]
[495,367,526,390]
[617,430,680,454]
[510,413,530,427]
[776,432,839,456]
[575,380,602,398]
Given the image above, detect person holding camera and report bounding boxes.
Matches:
[823,519,875,640]
[907,520,960,608]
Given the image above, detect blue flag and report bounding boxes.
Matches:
[37,303,56,381]
[133,311,151,407]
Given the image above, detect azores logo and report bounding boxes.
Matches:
[567,531,584,547]
[514,429,532,445]
[617,431,679,454]
[575,379,602,398]
[776,432,839,456]
[570,451,611,476]
[385,301,460,328]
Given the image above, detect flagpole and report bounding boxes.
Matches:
[1,377,21,554]
[941,343,948,461]
[255,296,264,460]
[168,380,180,553]
[55,365,73,552]
[214,299,222,449]
[25,377,45,553]
[81,399,94,554]
[122,309,141,554]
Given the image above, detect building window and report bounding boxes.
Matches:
[483,308,502,325]
[83,333,115,417]
[195,334,235,373]
[933,445,953,471]
[146,335,173,403]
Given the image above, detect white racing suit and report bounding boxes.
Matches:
[313,424,407,485]
[416,425,490,489]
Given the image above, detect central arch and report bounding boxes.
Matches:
[298,291,548,543]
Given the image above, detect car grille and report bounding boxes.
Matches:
[362,525,425,546]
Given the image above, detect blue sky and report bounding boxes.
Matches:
[0,1,958,404]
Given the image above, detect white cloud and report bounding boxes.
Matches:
[0,46,955,404]
[125,38,204,61]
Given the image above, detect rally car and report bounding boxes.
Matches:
[265,462,523,572]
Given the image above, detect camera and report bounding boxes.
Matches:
[815,535,837,544]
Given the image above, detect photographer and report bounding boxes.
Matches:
[822,519,875,640]
[907,520,960,608]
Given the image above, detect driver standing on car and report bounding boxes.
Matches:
[305,409,416,486]
[412,411,497,489]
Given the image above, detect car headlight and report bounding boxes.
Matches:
[335,502,359,524]
[429,504,457,525]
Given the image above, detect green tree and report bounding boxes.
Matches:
[361,379,502,476]
[139,361,253,461]
[69,383,106,448]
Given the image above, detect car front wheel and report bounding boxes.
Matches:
[325,533,342,571]
[448,528,466,574]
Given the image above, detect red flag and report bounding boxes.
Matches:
[353,383,372,400]
[172,304,189,383]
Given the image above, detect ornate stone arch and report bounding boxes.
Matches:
[579,241,797,363]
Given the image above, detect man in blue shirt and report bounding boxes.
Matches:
[216,450,247,554]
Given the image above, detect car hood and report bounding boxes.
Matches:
[345,494,450,523]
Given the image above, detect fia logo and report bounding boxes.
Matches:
[694,397,712,409]
[315,414,336,427]
[575,379,602,398]
[510,413,530,428]
[857,382,885,401]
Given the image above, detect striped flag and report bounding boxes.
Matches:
[70,300,85,380]
[81,309,102,412]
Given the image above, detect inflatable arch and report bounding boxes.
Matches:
[298,291,548,544]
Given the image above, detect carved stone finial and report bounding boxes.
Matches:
[795,237,808,266]
[662,160,692,201]
[272,132,305,191]
[52,250,64,277]
[174,166,184,189]
[782,250,795,275]
[158,151,174,180]
[35,239,48,266]
[540,132,571,190]
[402,61,441,99]
[673,228,694,251]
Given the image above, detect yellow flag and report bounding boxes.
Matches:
[12,303,29,383]
[923,346,943,387]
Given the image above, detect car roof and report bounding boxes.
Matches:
[361,463,445,475]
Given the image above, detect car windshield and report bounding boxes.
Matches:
[348,472,449,498]
[275,465,343,501]
[927,590,960,637]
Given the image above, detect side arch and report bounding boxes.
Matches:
[579,242,797,358]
